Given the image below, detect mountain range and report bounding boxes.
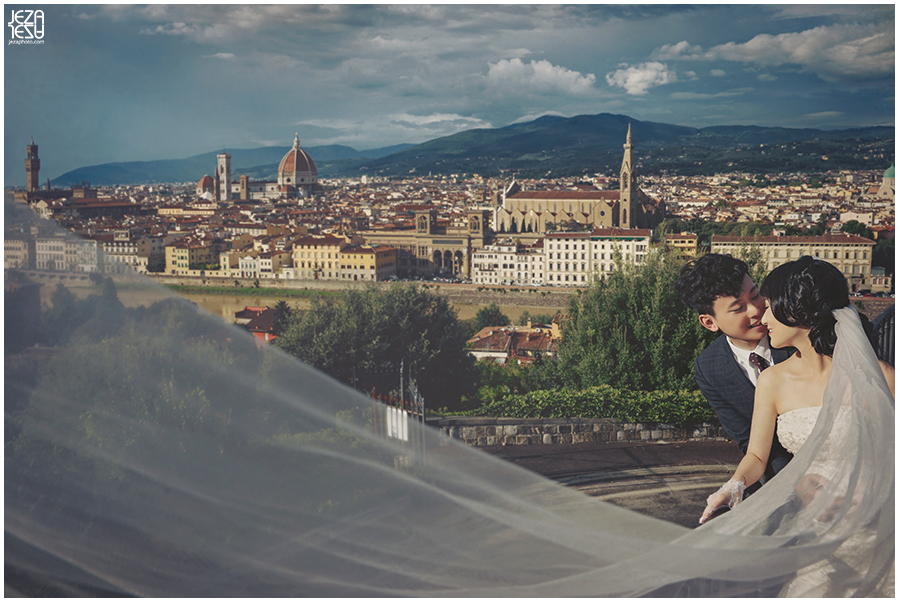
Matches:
[52,113,894,186]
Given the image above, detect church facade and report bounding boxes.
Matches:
[495,126,665,233]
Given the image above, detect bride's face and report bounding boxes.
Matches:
[761,304,808,349]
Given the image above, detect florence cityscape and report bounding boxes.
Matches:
[4,4,896,597]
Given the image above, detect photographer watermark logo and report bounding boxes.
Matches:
[8,9,44,45]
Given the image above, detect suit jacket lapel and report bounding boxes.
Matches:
[714,335,755,392]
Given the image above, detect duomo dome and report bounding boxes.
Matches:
[278,133,317,190]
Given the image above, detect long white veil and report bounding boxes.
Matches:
[5,203,894,596]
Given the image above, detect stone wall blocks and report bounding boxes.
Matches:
[427,417,724,447]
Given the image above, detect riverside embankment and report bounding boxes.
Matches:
[145,274,574,311]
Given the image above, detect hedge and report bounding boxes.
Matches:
[470,385,715,427]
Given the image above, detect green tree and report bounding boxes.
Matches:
[275,282,476,409]
[734,235,769,288]
[37,279,125,347]
[272,300,293,336]
[841,220,874,240]
[803,214,830,236]
[556,245,714,392]
[474,303,510,331]
[517,310,558,326]
[873,238,894,274]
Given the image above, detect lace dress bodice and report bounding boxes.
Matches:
[776,405,853,478]
[776,407,821,454]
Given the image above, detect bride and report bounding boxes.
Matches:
[699,256,894,595]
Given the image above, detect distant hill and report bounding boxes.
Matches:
[344,113,893,177]
[51,143,415,186]
[51,113,893,185]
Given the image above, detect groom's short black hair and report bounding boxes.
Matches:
[674,253,750,316]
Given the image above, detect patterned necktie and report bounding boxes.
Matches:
[749,352,769,371]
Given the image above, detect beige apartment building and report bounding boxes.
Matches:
[5,238,34,269]
[291,233,360,280]
[338,245,397,282]
[165,239,217,275]
[711,233,877,292]
[664,232,699,257]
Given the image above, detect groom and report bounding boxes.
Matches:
[675,254,793,487]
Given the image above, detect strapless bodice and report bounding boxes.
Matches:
[777,406,852,478]
[777,406,821,454]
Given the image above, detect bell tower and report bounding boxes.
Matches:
[619,125,637,228]
[217,153,232,202]
[25,139,40,193]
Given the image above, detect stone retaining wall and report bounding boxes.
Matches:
[146,274,572,308]
[426,416,729,446]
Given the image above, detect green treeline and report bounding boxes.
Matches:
[274,283,478,409]
[271,244,738,425]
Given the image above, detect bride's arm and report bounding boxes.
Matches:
[699,372,779,523]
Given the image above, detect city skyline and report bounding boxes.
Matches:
[5,4,895,186]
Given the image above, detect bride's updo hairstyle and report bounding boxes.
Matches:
[760,256,849,355]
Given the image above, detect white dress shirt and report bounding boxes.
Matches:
[726,335,774,387]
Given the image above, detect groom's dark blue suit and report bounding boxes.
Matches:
[695,335,795,481]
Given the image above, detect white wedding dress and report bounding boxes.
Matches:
[775,402,893,596]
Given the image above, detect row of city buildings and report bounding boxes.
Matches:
[6,131,894,294]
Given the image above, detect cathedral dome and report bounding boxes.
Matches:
[278,134,317,188]
[198,175,214,190]
[884,164,894,179]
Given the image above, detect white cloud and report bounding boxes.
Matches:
[293,113,494,148]
[653,23,894,82]
[510,111,568,124]
[605,62,676,95]
[203,53,235,60]
[800,111,844,121]
[710,69,726,77]
[652,40,704,60]
[137,5,309,43]
[757,73,777,81]
[486,58,597,96]
[670,88,752,100]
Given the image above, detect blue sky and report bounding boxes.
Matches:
[4,4,895,186]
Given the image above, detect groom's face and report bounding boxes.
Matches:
[699,274,769,350]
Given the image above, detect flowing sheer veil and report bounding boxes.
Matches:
[5,206,894,597]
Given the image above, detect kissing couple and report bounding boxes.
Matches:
[675,254,894,596]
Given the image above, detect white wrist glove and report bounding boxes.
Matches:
[699,479,746,524]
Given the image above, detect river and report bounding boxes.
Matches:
[40,280,564,325]
[180,292,564,324]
